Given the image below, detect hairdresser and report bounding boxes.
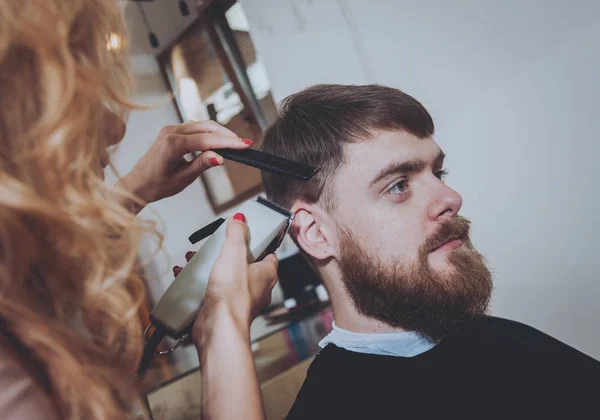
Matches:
[0,1,275,419]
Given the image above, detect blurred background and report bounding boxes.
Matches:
[105,0,600,417]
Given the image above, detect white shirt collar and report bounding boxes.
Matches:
[319,321,436,357]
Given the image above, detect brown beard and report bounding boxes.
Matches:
[338,216,492,342]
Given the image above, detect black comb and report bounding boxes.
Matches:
[215,148,319,181]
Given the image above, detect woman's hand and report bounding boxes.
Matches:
[202,213,278,329]
[181,214,276,420]
[118,120,253,208]
[172,213,279,341]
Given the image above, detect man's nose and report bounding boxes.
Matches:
[427,181,463,222]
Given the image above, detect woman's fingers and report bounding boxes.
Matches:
[248,254,279,317]
[172,132,252,156]
[173,251,196,278]
[249,254,279,288]
[176,120,238,138]
[173,265,183,277]
[171,120,254,154]
[180,151,223,181]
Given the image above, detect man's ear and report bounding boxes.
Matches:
[291,201,337,261]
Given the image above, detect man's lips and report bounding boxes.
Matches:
[430,238,463,253]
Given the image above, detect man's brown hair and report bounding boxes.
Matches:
[258,84,435,211]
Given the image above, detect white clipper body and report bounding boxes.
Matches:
[149,197,292,339]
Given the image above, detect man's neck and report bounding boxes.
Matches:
[328,285,407,334]
[319,264,408,334]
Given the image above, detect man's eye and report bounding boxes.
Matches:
[435,169,449,181]
[388,180,408,195]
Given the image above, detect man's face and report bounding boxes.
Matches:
[329,131,492,340]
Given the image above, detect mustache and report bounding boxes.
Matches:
[423,216,471,253]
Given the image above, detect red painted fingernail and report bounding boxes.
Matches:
[185,251,194,260]
[233,213,246,222]
[210,157,220,166]
[241,138,253,145]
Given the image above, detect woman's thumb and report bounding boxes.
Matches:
[212,213,249,275]
[222,213,249,254]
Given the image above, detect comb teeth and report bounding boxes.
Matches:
[256,196,292,218]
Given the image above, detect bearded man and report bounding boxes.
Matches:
[257,84,600,419]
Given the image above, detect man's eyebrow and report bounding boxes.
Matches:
[369,150,446,187]
[369,159,427,187]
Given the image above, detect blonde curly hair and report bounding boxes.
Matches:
[0,0,157,417]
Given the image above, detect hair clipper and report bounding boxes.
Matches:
[139,197,292,374]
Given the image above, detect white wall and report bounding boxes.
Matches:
[242,0,600,359]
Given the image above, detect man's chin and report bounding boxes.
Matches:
[427,248,460,271]
[428,246,480,274]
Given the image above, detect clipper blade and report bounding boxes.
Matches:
[256,196,292,219]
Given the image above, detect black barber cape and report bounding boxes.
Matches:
[287,316,600,419]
